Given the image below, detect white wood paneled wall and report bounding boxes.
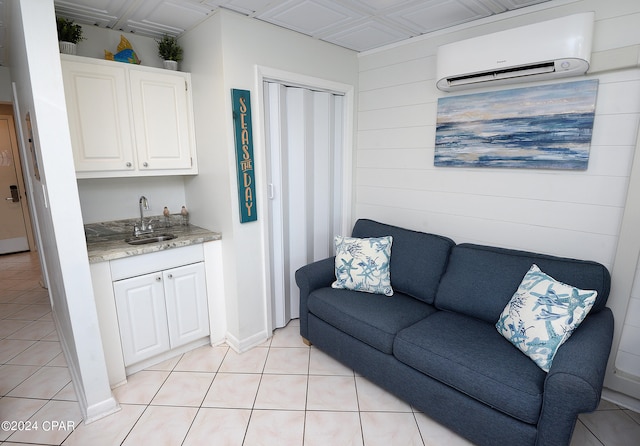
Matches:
[355,1,640,400]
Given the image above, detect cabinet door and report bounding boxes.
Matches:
[114,273,170,366]
[129,70,194,171]
[61,60,135,173]
[163,263,209,348]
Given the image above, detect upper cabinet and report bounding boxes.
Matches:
[61,55,198,178]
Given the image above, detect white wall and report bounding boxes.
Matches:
[8,0,117,421]
[0,67,13,102]
[356,0,640,403]
[70,24,163,69]
[78,177,187,223]
[180,9,358,349]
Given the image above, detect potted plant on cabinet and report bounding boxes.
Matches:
[57,17,84,55]
[156,34,183,70]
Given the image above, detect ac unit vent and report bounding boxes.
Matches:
[436,13,594,92]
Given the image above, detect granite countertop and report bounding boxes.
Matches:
[85,216,222,263]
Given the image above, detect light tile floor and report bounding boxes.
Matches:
[2,251,640,445]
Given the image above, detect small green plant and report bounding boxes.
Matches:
[56,17,85,44]
[156,35,183,62]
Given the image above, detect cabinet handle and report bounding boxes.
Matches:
[156,276,162,282]
[143,162,149,167]
[126,162,132,167]
[167,274,173,279]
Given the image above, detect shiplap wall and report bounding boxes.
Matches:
[356,1,640,391]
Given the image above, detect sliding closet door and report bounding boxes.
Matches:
[265,82,344,329]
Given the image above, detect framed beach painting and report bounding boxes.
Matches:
[434,79,599,170]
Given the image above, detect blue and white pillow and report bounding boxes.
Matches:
[496,264,597,372]
[332,235,393,296]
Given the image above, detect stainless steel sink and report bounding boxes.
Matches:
[125,233,177,245]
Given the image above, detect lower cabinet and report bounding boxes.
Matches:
[114,262,209,366]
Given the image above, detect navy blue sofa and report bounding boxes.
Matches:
[295,219,614,446]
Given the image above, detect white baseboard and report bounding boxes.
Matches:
[226,330,269,353]
[602,387,640,412]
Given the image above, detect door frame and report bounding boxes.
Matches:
[254,66,355,335]
[0,104,36,252]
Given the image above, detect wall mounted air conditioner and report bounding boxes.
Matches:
[436,12,594,92]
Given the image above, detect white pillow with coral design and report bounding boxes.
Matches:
[332,235,393,296]
[496,264,597,372]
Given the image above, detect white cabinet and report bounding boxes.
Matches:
[114,262,209,367]
[129,69,194,171]
[114,272,169,365]
[61,55,197,178]
[163,263,210,347]
[62,60,135,173]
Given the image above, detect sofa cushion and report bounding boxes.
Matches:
[496,264,597,372]
[307,287,437,354]
[351,219,455,304]
[394,311,546,424]
[435,243,610,324]
[332,235,394,296]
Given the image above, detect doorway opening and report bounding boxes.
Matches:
[0,103,35,255]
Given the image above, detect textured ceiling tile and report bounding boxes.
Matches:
[323,18,412,52]
[46,0,554,51]
[389,0,493,34]
[128,0,215,33]
[493,0,551,9]
[258,0,364,36]
[204,0,286,17]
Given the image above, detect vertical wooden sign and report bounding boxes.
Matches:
[231,89,257,223]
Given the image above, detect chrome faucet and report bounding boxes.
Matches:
[134,196,154,236]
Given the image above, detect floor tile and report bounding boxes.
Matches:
[0,364,41,395]
[7,399,81,445]
[270,321,308,348]
[304,410,363,446]
[0,319,31,338]
[144,353,182,371]
[0,338,35,363]
[7,365,71,399]
[254,374,307,410]
[415,411,475,445]
[121,405,198,446]
[219,346,269,373]
[182,408,251,446]
[62,404,145,446]
[307,375,359,411]
[263,346,309,374]
[6,319,56,340]
[570,420,604,446]
[0,397,48,441]
[356,376,412,412]
[111,370,170,404]
[309,347,354,376]
[244,410,305,446]
[360,411,424,446]
[5,304,51,320]
[53,381,78,402]
[202,372,261,409]
[580,407,640,446]
[151,371,214,407]
[173,344,228,372]
[8,340,62,366]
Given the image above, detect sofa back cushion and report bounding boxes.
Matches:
[351,219,455,304]
[435,243,611,323]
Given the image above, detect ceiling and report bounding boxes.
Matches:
[50,0,552,53]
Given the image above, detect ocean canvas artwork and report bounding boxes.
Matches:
[434,80,599,170]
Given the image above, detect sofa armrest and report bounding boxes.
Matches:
[536,308,614,446]
[295,257,335,339]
